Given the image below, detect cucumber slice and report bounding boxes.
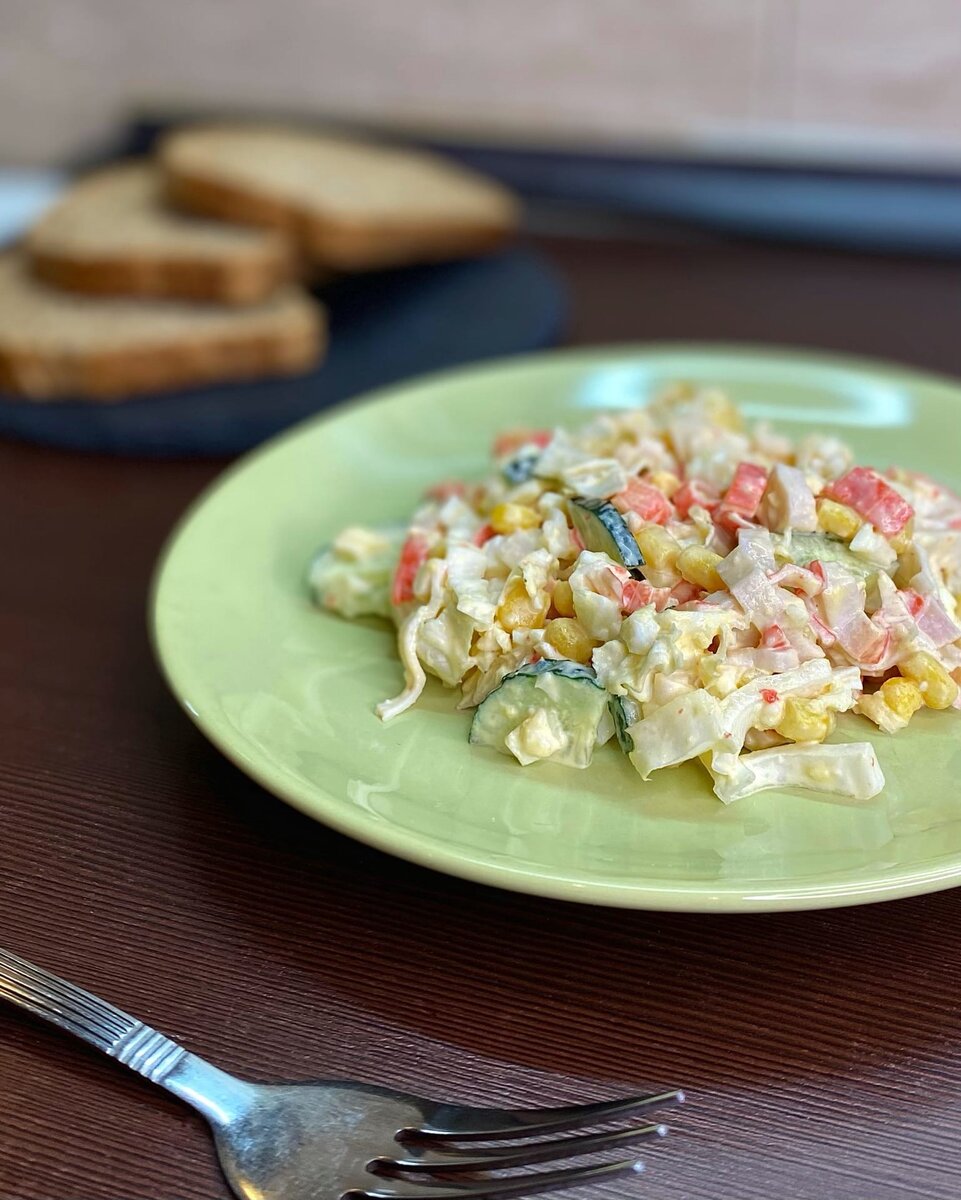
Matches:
[609,694,641,753]
[569,497,644,569]
[469,659,609,769]
[502,449,541,484]
[308,527,404,619]
[775,531,874,579]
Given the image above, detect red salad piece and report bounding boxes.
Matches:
[473,524,495,547]
[492,429,552,458]
[807,560,828,587]
[594,562,631,602]
[674,479,720,519]
[916,594,961,647]
[804,604,835,646]
[622,579,673,612]
[424,479,467,502]
[724,463,769,511]
[760,623,791,651]
[716,463,768,531]
[669,580,702,605]
[391,536,429,606]
[760,688,780,704]
[612,477,674,524]
[824,466,914,536]
[621,580,652,612]
[851,625,890,666]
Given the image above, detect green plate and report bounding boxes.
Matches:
[151,345,961,912]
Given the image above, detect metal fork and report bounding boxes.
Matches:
[0,948,683,1200]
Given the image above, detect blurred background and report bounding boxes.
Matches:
[3,0,961,168]
[4,0,961,252]
[2,0,961,453]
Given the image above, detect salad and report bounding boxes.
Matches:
[310,385,961,803]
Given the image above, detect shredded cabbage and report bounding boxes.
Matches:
[315,382,961,805]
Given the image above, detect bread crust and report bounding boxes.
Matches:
[163,140,518,271]
[0,303,325,402]
[30,245,295,306]
[27,161,295,304]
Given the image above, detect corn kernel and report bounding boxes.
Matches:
[676,545,724,592]
[648,471,682,499]
[889,518,915,555]
[497,576,549,633]
[544,618,597,664]
[855,691,899,733]
[551,579,575,617]
[899,651,959,710]
[775,697,833,743]
[817,498,862,540]
[634,524,681,571]
[744,727,790,751]
[657,382,696,408]
[697,655,742,698]
[490,502,541,535]
[703,389,744,431]
[879,677,924,722]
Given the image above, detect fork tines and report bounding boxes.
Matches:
[352,1088,684,1200]
[350,1158,646,1199]
[411,1089,685,1140]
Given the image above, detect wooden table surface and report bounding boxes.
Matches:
[3,230,961,1200]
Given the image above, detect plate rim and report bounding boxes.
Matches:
[150,341,961,912]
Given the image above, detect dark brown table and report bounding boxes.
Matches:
[3,231,961,1200]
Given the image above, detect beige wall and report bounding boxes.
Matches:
[3,0,961,165]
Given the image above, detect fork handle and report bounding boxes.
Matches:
[0,947,252,1124]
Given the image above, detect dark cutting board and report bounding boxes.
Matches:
[0,247,567,457]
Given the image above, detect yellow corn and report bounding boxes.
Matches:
[676,545,724,592]
[817,498,862,540]
[889,518,915,555]
[648,471,682,499]
[899,651,959,710]
[544,618,597,664]
[490,502,541,535]
[497,576,549,633]
[879,677,924,722]
[634,524,681,571]
[775,697,833,744]
[658,382,696,408]
[697,655,742,698]
[551,578,575,617]
[703,389,744,431]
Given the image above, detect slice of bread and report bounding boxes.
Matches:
[0,252,324,402]
[28,161,294,305]
[161,125,520,271]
